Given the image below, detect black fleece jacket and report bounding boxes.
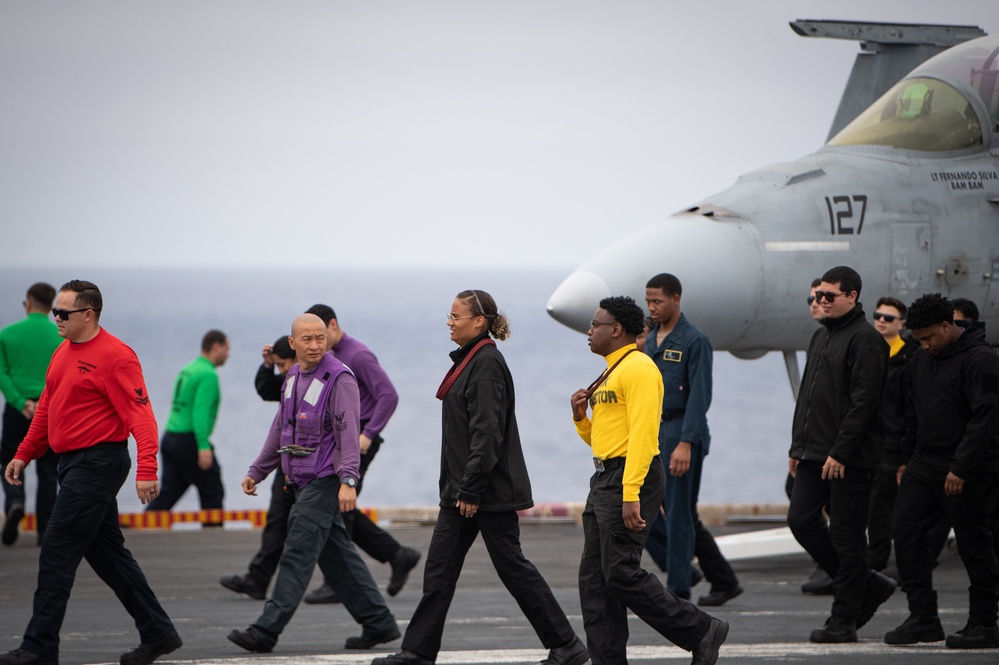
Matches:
[439,332,533,511]
[790,304,889,470]
[899,322,999,477]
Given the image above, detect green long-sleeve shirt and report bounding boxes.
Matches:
[0,312,63,411]
[165,355,221,450]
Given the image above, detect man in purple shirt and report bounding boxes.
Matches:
[227,314,399,654]
[301,305,421,604]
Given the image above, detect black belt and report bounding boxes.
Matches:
[662,410,685,422]
[593,456,626,473]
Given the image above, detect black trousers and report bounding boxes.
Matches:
[20,444,174,659]
[1,403,59,536]
[579,458,710,664]
[144,432,224,513]
[867,463,954,571]
[244,432,402,590]
[894,457,999,625]
[787,459,873,623]
[402,507,574,660]
[867,464,898,571]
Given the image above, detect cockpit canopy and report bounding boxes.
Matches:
[828,36,999,152]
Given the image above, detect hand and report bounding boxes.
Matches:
[821,456,845,480]
[457,499,478,518]
[242,476,258,496]
[570,389,589,422]
[197,449,214,471]
[359,434,372,455]
[339,484,357,513]
[5,459,26,486]
[622,501,645,531]
[137,480,159,504]
[261,344,274,368]
[896,464,906,486]
[788,457,799,478]
[944,472,965,496]
[21,400,36,419]
[669,442,691,476]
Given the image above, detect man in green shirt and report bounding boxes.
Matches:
[145,330,229,524]
[1,283,63,546]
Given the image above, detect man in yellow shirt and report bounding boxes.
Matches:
[570,296,727,665]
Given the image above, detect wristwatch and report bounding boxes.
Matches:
[342,476,358,488]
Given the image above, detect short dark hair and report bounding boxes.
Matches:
[26,282,56,308]
[599,296,645,336]
[821,266,862,298]
[201,329,227,353]
[810,278,822,289]
[875,296,907,318]
[905,293,954,330]
[272,336,295,359]
[646,273,682,297]
[951,297,979,323]
[60,280,103,320]
[306,304,337,326]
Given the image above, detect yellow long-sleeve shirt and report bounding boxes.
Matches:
[574,345,664,501]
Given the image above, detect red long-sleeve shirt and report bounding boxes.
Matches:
[15,328,160,481]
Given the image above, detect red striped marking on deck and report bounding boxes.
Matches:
[13,507,379,531]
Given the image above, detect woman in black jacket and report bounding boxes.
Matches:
[374,290,586,665]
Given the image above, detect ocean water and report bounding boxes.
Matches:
[0,267,796,517]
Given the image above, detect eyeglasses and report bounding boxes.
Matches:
[589,320,617,328]
[807,296,816,305]
[52,308,90,320]
[447,313,477,323]
[813,291,847,303]
[873,312,898,323]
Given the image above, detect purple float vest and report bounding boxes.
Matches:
[279,353,352,487]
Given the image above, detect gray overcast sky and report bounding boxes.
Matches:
[1,1,995,269]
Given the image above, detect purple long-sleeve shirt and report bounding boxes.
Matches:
[331,333,398,439]
[246,362,361,488]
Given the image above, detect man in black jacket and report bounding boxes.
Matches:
[787,266,895,643]
[885,294,999,649]
[866,296,919,574]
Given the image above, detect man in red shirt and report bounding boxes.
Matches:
[1,280,181,665]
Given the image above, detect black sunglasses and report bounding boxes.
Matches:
[52,308,90,320]
[873,312,898,323]
[813,291,847,303]
[807,296,816,305]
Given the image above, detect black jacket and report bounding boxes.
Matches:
[881,335,919,468]
[255,363,283,402]
[439,332,533,511]
[899,322,999,477]
[790,304,888,470]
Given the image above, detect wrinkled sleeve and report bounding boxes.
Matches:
[350,349,399,439]
[621,362,663,502]
[192,372,220,450]
[108,352,160,481]
[679,334,712,444]
[329,373,361,481]
[457,358,506,505]
[0,333,26,411]
[829,336,887,465]
[255,363,283,402]
[951,354,999,478]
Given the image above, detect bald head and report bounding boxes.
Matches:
[289,313,327,370]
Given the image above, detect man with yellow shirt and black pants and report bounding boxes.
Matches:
[571,296,727,665]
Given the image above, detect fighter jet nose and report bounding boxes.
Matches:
[547,270,611,333]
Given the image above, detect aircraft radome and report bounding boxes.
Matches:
[547,20,999,394]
